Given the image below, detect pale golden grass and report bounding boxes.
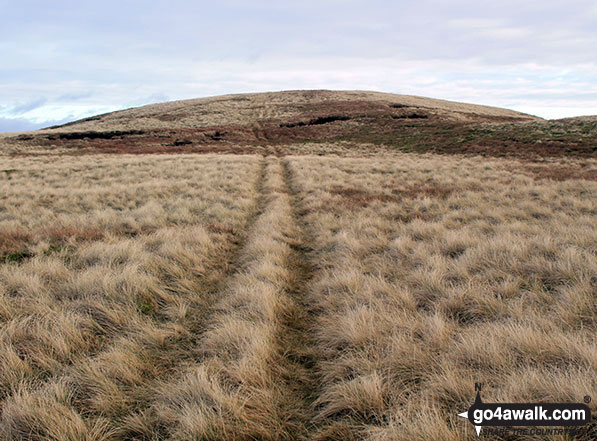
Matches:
[1,148,595,440]
[0,154,263,440]
[146,157,308,440]
[0,154,256,255]
[285,154,597,440]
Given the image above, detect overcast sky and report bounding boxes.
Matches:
[1,0,596,131]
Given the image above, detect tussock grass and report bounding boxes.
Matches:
[145,158,310,440]
[0,154,256,257]
[0,154,263,440]
[285,154,597,440]
[0,147,595,440]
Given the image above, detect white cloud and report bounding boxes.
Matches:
[480,27,532,39]
[9,98,47,115]
[0,104,120,125]
[513,105,597,119]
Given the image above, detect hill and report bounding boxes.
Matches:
[8,89,596,159]
[43,90,538,130]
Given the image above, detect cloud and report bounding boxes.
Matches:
[0,101,122,132]
[0,116,74,133]
[9,98,47,115]
[57,91,93,101]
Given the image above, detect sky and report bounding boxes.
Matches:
[1,0,597,132]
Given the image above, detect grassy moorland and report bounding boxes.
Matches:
[285,154,596,440]
[0,91,595,440]
[0,154,263,439]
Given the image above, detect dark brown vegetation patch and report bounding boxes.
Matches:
[391,113,429,119]
[0,229,32,255]
[51,130,145,141]
[172,139,192,146]
[519,164,597,181]
[280,115,352,128]
[330,182,475,208]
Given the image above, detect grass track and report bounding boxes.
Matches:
[136,156,320,440]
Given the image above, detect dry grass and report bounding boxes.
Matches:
[0,154,263,440]
[285,154,597,440]
[35,90,537,133]
[0,154,257,256]
[143,158,309,440]
[0,144,595,440]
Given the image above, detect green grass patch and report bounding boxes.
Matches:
[0,250,34,264]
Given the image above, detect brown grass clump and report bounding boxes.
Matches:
[0,229,32,257]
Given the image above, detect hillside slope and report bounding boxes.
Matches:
[2,90,596,158]
[44,90,539,132]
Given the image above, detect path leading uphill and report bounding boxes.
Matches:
[115,155,320,440]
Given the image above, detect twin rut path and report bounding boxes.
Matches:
[239,154,320,439]
[198,153,321,439]
[275,156,321,439]
[157,153,323,440]
[0,154,330,441]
